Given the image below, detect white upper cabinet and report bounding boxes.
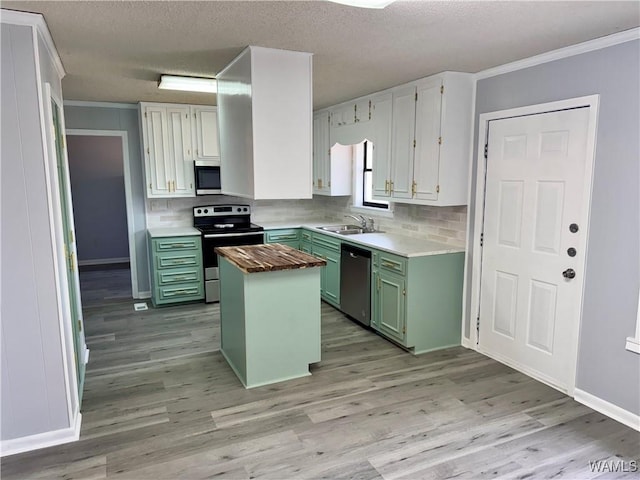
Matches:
[141,103,195,198]
[370,93,393,199]
[191,106,220,163]
[373,71,474,206]
[217,46,313,200]
[313,110,351,196]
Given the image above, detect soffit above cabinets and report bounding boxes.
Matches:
[2,1,638,108]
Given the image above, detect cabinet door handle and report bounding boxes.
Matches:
[384,180,389,194]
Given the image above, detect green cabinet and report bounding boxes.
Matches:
[300,230,313,254]
[310,231,341,307]
[265,229,300,249]
[148,234,204,306]
[372,248,463,354]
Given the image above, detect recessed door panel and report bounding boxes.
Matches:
[497,181,524,248]
[493,271,518,339]
[527,279,557,354]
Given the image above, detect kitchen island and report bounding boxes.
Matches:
[215,243,326,388]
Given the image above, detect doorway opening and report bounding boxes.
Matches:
[66,130,137,306]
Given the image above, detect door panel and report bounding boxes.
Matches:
[479,107,590,392]
[390,86,415,199]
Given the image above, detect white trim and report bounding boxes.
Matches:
[574,388,640,432]
[63,100,138,109]
[138,290,152,299]
[476,28,640,80]
[0,10,65,78]
[43,85,81,423]
[467,95,600,396]
[461,75,477,345]
[78,257,130,267]
[67,129,139,298]
[84,348,90,365]
[0,412,81,457]
[626,291,640,354]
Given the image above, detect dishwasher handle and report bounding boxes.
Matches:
[341,243,372,259]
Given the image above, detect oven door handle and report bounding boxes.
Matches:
[203,232,264,239]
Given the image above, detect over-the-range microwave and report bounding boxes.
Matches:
[194,161,222,195]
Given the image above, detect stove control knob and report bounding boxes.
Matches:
[237,207,241,212]
[197,209,202,214]
[243,207,248,212]
[204,209,208,214]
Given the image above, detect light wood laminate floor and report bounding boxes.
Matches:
[2,274,638,479]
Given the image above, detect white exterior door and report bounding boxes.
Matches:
[479,107,591,392]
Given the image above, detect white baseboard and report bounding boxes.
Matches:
[136,291,151,299]
[78,257,129,266]
[461,337,473,349]
[84,348,90,365]
[0,411,82,457]
[574,388,640,432]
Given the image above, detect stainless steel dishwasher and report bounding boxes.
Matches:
[340,243,371,326]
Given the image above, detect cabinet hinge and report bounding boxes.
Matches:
[415,92,418,101]
[402,288,406,296]
[440,85,444,95]
[194,113,197,118]
[436,184,440,193]
[78,319,83,332]
[144,112,147,118]
[413,139,416,148]
[402,325,406,334]
[369,100,372,120]
[480,232,484,247]
[328,148,331,156]
[147,147,150,155]
[149,183,152,190]
[438,136,442,145]
[484,143,488,159]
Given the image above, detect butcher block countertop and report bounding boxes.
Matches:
[215,244,326,273]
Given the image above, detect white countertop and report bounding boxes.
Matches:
[260,220,463,258]
[147,226,201,238]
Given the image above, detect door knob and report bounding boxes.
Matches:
[562,268,576,279]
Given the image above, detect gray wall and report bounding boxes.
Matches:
[67,135,129,263]
[467,40,639,414]
[64,105,149,294]
[1,23,70,440]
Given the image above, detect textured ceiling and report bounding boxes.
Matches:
[2,1,639,108]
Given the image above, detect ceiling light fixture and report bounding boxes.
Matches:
[328,0,395,8]
[158,75,217,94]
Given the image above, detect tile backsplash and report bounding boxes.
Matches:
[145,195,467,247]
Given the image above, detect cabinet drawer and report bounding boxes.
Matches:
[157,283,204,303]
[300,230,313,242]
[266,229,300,243]
[312,232,341,252]
[153,237,199,252]
[156,268,202,286]
[378,252,407,276]
[156,253,200,269]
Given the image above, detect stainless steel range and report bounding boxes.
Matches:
[193,204,264,303]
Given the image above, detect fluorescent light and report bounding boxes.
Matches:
[328,0,395,8]
[158,75,217,94]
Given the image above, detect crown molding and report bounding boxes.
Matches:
[477,27,640,80]
[1,9,65,78]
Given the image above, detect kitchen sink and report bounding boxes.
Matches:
[318,224,364,235]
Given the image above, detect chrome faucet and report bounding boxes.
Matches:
[345,214,367,229]
[345,214,375,232]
